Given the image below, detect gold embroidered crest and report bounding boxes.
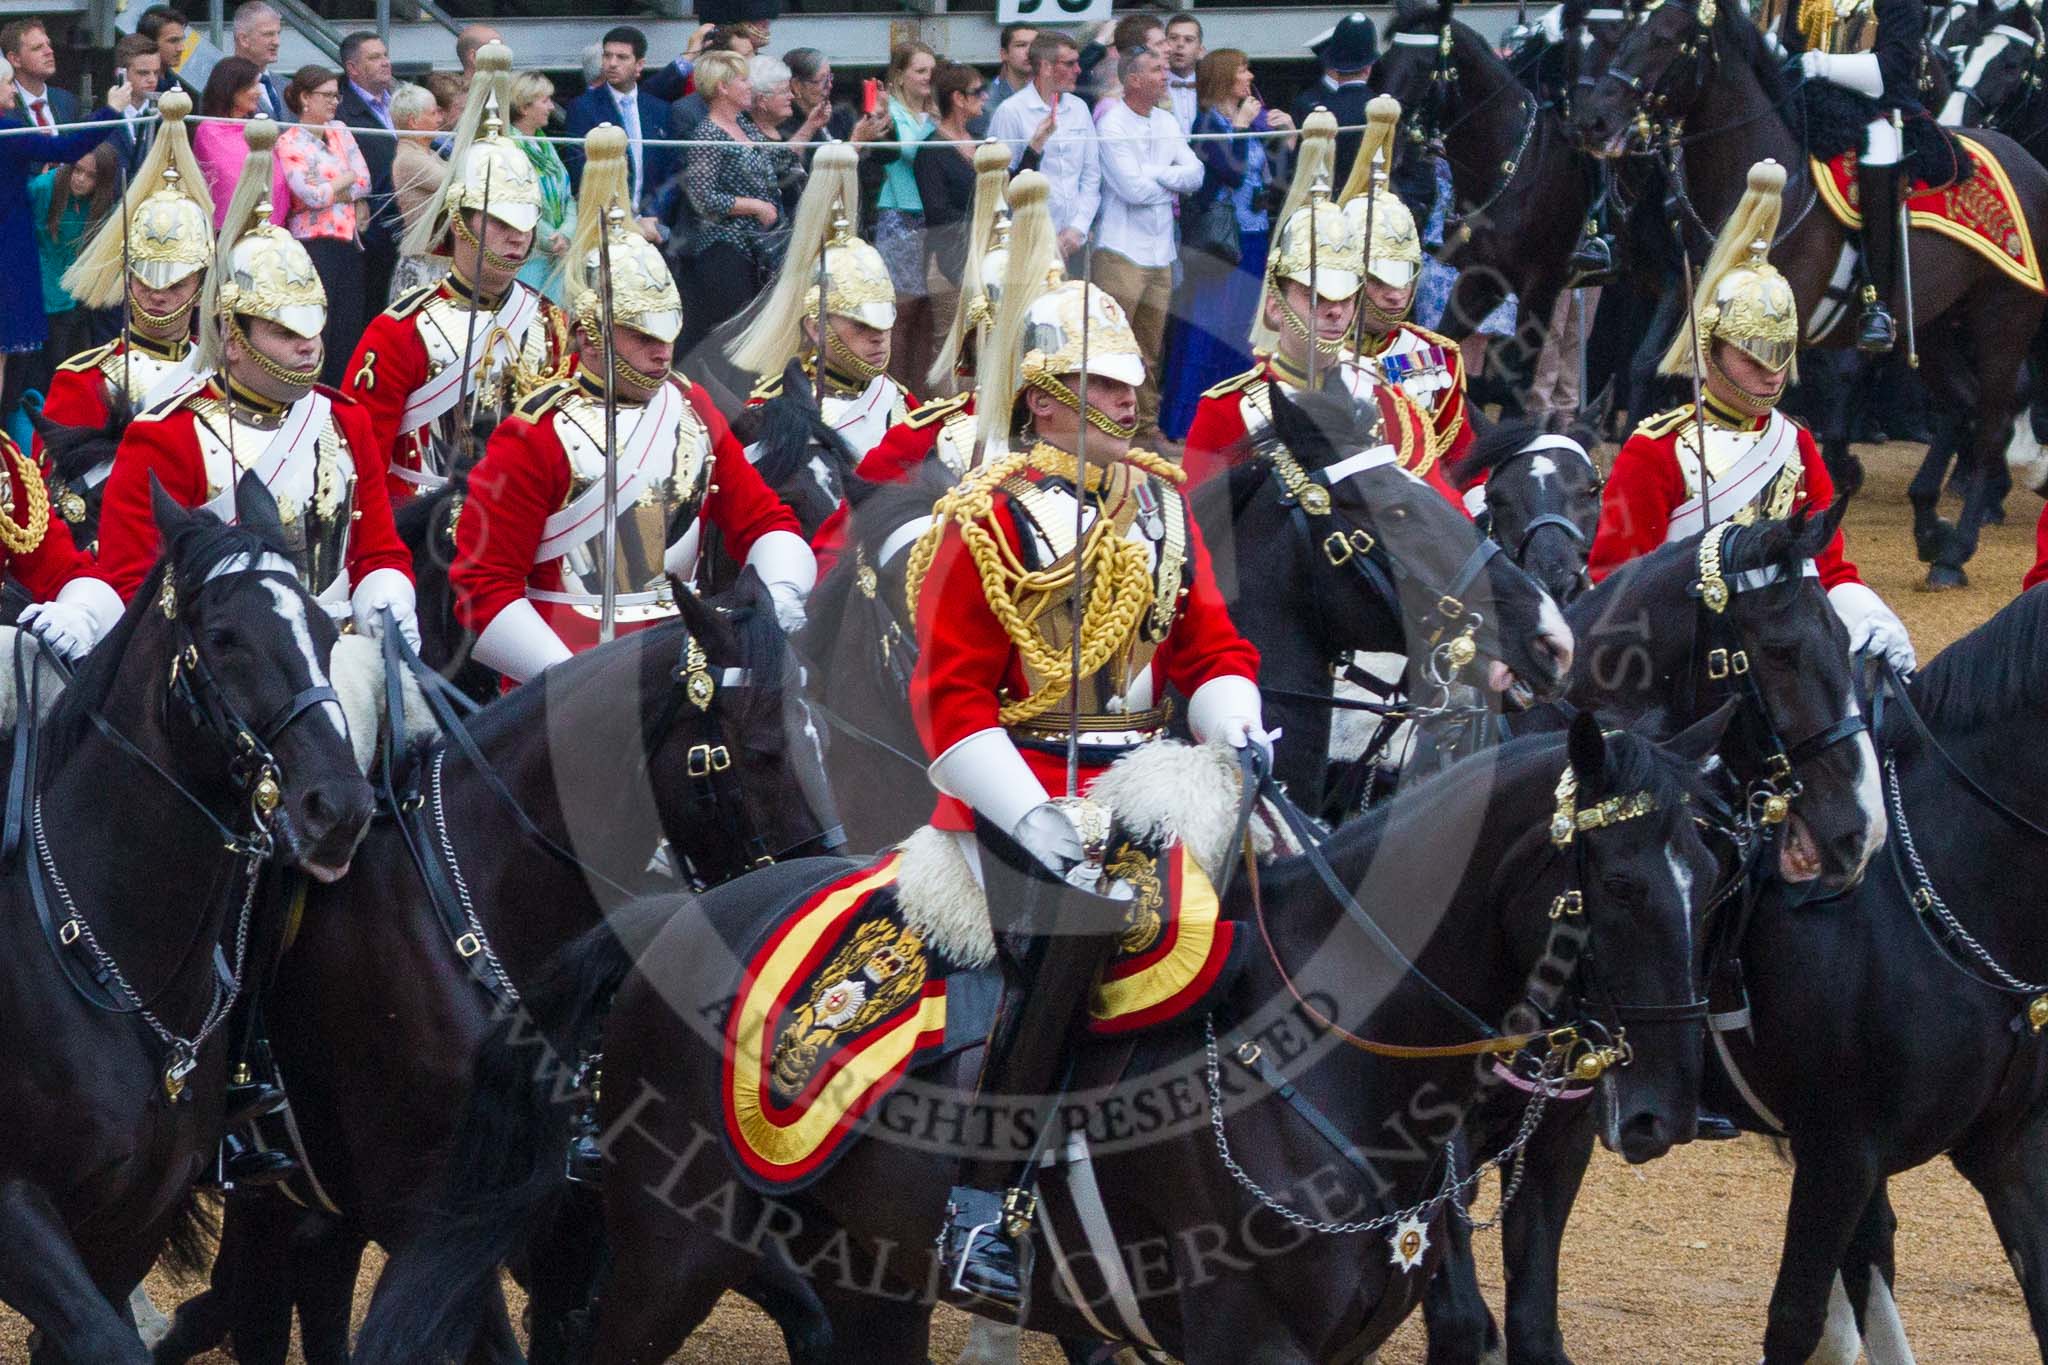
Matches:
[768,917,929,1099]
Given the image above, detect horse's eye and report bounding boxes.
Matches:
[1388,505,1409,520]
[205,627,241,652]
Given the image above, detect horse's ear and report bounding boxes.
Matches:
[1561,0,1593,29]
[678,573,747,657]
[1567,708,1609,794]
[1787,494,1850,563]
[1569,380,1616,449]
[1667,697,1737,765]
[234,470,285,542]
[149,473,190,539]
[1435,0,1454,30]
[1267,383,1333,469]
[781,357,816,410]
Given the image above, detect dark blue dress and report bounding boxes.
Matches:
[1160,107,1274,441]
[0,108,121,354]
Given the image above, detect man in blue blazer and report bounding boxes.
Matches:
[1,18,79,165]
[563,25,676,222]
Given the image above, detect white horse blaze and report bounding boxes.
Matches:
[259,576,349,743]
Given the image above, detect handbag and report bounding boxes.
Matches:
[1184,191,1242,266]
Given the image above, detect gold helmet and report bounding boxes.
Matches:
[62,90,214,308]
[400,42,543,261]
[1340,96,1423,291]
[730,145,893,379]
[1270,188,1363,302]
[930,139,1020,387]
[1662,159,1799,387]
[807,215,897,331]
[196,119,326,377]
[978,175,1146,449]
[573,209,683,344]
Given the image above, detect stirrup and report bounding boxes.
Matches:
[1566,228,1618,288]
[1857,285,1896,354]
[941,1186,1029,1313]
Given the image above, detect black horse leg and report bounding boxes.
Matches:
[1951,1107,2048,1355]
[1500,1104,1597,1365]
[0,1178,151,1364]
[290,1220,366,1365]
[1420,1134,1502,1365]
[739,1253,835,1365]
[1760,1141,1882,1363]
[1836,1183,1912,1365]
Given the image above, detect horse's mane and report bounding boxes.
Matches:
[1388,0,1443,37]
[31,397,129,486]
[1898,584,2048,735]
[1254,384,1388,474]
[1710,0,1794,110]
[1450,417,1547,487]
[392,469,466,549]
[41,510,293,770]
[729,363,860,493]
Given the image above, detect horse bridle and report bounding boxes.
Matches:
[1950,23,2046,128]
[1486,439,1601,584]
[1683,523,1868,827]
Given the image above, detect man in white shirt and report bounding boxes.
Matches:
[1163,12,1203,134]
[1095,45,1204,441]
[232,1,286,119]
[987,31,1101,263]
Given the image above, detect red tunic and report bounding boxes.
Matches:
[1357,322,1478,481]
[96,383,413,602]
[2027,505,2048,591]
[450,376,800,653]
[811,392,977,577]
[1180,356,1467,512]
[340,279,572,502]
[0,437,102,601]
[1587,408,1859,589]
[909,462,1261,830]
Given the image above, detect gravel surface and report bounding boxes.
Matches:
[8,440,2038,1363]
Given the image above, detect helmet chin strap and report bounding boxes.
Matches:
[226,314,321,390]
[1031,370,1139,441]
[129,281,200,335]
[611,350,668,398]
[1705,347,1782,417]
[1360,282,1414,329]
[823,324,888,384]
[1276,286,1348,359]
[451,209,526,278]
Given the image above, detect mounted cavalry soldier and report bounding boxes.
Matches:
[41,89,213,490]
[1182,106,1455,507]
[906,172,1266,1308]
[1789,0,1923,351]
[341,42,573,501]
[732,143,914,467]
[1338,97,1481,476]
[96,116,418,646]
[1588,159,1915,672]
[449,127,813,683]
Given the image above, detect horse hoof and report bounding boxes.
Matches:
[1984,501,2008,527]
[1912,518,1953,564]
[1920,565,1969,592]
[1831,455,1866,500]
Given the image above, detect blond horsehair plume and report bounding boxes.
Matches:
[975,171,1059,451]
[1251,107,1338,353]
[196,116,291,373]
[561,123,630,307]
[400,40,519,260]
[64,90,213,309]
[1338,94,1403,207]
[928,139,1019,391]
[728,142,865,377]
[1660,158,1799,382]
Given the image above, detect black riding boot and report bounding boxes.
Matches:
[1857,159,1902,354]
[940,823,1125,1315]
[211,1001,296,1190]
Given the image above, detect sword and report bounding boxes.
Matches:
[1066,227,1097,801]
[1681,242,1714,529]
[118,160,132,406]
[1307,174,1323,393]
[454,159,494,473]
[1894,110,1918,369]
[1353,153,1382,363]
[597,201,622,644]
[814,198,836,396]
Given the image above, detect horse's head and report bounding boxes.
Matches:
[653,570,841,881]
[1566,0,1647,111]
[1570,501,1882,893]
[1575,0,1724,155]
[1543,709,1727,1163]
[729,360,859,539]
[1372,0,1462,138]
[1263,381,1576,699]
[1940,5,2044,127]
[1451,423,1602,606]
[141,475,373,880]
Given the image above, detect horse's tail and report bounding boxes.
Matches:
[157,1188,220,1284]
[351,898,677,1365]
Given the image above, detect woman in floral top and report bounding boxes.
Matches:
[276,64,371,385]
[508,71,575,308]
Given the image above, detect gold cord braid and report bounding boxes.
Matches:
[0,441,51,556]
[904,449,1176,727]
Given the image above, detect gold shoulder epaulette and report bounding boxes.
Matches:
[387,283,437,320]
[1202,366,1261,400]
[904,392,971,430]
[57,341,117,375]
[1408,322,1459,352]
[1634,404,1697,440]
[135,385,199,423]
[749,372,785,403]
[513,379,575,422]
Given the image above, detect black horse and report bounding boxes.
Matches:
[704,360,862,594]
[356,704,1731,1364]
[1451,417,1606,607]
[1421,507,1888,1365]
[0,477,373,1362]
[154,572,843,1365]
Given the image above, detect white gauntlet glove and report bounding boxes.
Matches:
[1012,801,1086,874]
[472,598,572,683]
[349,567,422,652]
[1800,49,1884,99]
[744,529,818,635]
[1187,675,1276,769]
[20,577,123,663]
[1829,581,1917,674]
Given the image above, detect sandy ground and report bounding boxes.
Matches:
[6,440,2039,1363]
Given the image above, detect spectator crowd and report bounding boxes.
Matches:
[0,4,1580,449]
